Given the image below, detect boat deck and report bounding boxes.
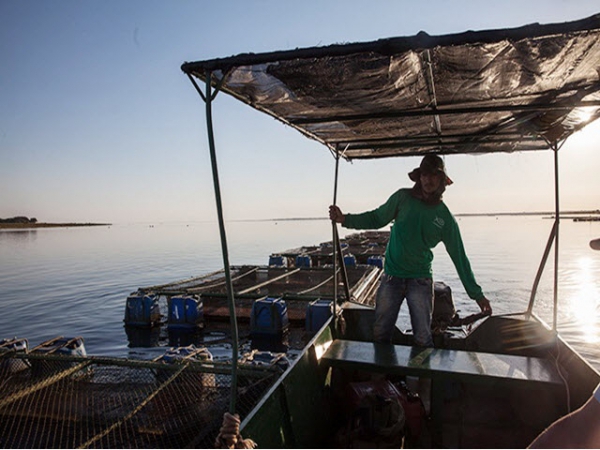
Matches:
[319,338,568,448]
[321,339,564,387]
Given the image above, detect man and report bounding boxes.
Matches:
[329,154,492,347]
[527,237,600,449]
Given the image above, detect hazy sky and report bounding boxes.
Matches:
[2,1,599,224]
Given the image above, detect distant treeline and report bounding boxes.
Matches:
[0,216,38,224]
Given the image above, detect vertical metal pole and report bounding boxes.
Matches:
[204,71,239,413]
[331,151,340,333]
[526,220,557,318]
[552,143,560,331]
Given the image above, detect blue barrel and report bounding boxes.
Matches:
[124,292,161,327]
[343,254,357,267]
[251,297,289,336]
[295,254,312,268]
[367,255,385,268]
[305,299,333,332]
[269,254,287,267]
[167,296,203,329]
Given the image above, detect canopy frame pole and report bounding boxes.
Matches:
[332,146,352,299]
[526,140,561,331]
[526,221,557,319]
[331,149,340,334]
[330,146,353,337]
[551,142,560,331]
[187,71,239,413]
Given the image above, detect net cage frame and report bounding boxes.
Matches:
[0,350,280,449]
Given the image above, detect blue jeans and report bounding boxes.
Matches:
[373,274,434,347]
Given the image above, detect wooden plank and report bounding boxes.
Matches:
[236,268,301,295]
[320,339,563,386]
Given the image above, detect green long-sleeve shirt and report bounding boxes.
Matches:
[343,188,484,301]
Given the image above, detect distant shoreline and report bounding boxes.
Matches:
[0,223,111,230]
[264,210,600,222]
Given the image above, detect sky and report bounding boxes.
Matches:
[1,0,600,224]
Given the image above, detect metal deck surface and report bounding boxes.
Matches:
[321,339,563,386]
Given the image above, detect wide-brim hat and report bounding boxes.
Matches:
[408,154,453,185]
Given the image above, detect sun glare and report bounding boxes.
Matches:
[566,257,600,343]
[573,106,598,124]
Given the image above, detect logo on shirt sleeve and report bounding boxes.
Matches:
[433,217,445,229]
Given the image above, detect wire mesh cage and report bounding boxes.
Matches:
[0,351,279,449]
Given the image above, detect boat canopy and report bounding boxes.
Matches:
[182,14,600,159]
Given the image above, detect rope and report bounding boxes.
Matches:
[214,412,257,449]
[0,361,91,410]
[77,362,188,449]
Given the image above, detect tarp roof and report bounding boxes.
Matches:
[182,14,600,160]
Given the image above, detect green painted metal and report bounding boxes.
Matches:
[527,220,557,319]
[241,325,334,448]
[204,72,240,414]
[552,143,560,331]
[321,339,564,387]
[186,71,240,414]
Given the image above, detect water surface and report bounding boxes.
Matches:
[1,217,599,369]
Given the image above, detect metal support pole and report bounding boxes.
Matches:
[526,141,561,331]
[331,147,352,336]
[552,143,560,331]
[193,71,239,413]
[526,220,557,318]
[332,151,340,334]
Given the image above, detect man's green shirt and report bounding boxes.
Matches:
[343,188,484,300]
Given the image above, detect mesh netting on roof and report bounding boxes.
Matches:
[182,14,600,158]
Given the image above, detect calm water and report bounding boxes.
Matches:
[1,217,599,369]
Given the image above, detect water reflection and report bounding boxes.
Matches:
[168,328,204,348]
[124,326,161,348]
[0,229,38,241]
[564,257,600,344]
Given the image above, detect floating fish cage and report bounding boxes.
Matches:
[0,342,281,449]
[0,233,385,448]
[279,231,389,267]
[29,336,87,377]
[0,337,29,374]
